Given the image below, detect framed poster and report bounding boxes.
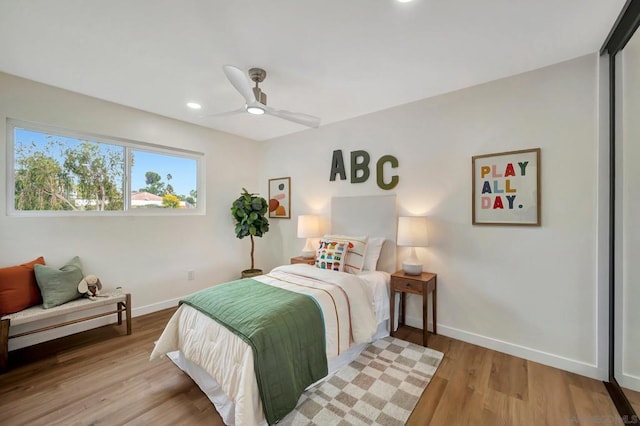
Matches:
[472,148,540,226]
[268,177,291,219]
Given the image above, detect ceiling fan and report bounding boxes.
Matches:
[217,65,321,128]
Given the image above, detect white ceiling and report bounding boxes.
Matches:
[0,0,626,141]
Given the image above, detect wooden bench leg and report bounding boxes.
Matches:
[117,294,132,335]
[125,293,132,335]
[1,319,9,373]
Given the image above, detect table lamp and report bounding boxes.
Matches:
[397,216,429,275]
[297,215,320,258]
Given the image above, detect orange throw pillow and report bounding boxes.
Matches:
[0,257,45,316]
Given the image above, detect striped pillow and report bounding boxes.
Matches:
[323,234,368,274]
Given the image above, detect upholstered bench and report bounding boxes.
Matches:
[0,291,131,373]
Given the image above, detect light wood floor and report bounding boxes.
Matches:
[397,327,624,426]
[0,308,625,425]
[623,387,640,416]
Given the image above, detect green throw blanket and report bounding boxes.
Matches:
[180,278,328,424]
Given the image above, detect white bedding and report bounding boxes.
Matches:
[357,270,391,324]
[150,264,384,426]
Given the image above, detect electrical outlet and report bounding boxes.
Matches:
[187,270,195,280]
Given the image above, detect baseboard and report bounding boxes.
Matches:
[405,314,433,332]
[435,323,603,380]
[131,297,181,317]
[617,372,640,393]
[404,312,604,380]
[8,297,181,351]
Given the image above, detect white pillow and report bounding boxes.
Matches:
[362,237,385,271]
[323,234,368,274]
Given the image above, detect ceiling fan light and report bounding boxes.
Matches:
[246,105,265,115]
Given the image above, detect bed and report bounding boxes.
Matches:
[150,195,397,425]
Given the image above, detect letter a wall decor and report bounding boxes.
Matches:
[472,148,540,226]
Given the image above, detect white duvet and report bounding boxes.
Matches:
[150,264,378,426]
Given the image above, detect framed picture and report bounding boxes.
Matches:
[472,148,540,226]
[268,177,291,219]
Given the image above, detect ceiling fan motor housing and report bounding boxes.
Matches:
[249,68,267,105]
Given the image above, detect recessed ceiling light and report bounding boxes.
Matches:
[396,0,413,2]
[186,102,202,110]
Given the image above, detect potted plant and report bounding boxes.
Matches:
[231,188,270,278]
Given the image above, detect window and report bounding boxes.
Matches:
[130,150,198,209]
[8,119,203,215]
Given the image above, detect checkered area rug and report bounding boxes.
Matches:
[280,336,444,426]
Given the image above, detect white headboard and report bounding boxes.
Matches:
[331,195,397,273]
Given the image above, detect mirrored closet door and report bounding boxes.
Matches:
[614,21,640,416]
[604,0,640,421]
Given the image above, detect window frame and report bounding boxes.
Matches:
[6,118,205,216]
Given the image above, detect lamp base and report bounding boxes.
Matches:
[301,238,317,258]
[301,250,316,259]
[402,262,423,275]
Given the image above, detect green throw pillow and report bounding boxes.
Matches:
[34,256,84,309]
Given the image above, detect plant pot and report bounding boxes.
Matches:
[241,269,263,278]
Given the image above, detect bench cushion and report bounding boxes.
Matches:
[1,292,127,326]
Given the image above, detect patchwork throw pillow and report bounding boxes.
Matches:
[323,234,368,274]
[0,257,45,316]
[315,239,349,272]
[34,256,84,309]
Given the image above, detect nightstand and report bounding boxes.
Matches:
[390,270,437,347]
[290,256,315,265]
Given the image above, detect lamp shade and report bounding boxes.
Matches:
[298,215,321,258]
[397,216,428,275]
[397,216,428,247]
[297,215,320,238]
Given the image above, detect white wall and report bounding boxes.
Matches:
[0,72,261,348]
[259,54,607,379]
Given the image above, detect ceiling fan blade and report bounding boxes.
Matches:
[222,65,256,104]
[263,105,321,128]
[198,108,245,118]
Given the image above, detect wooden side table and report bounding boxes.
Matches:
[390,270,437,347]
[290,256,315,265]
